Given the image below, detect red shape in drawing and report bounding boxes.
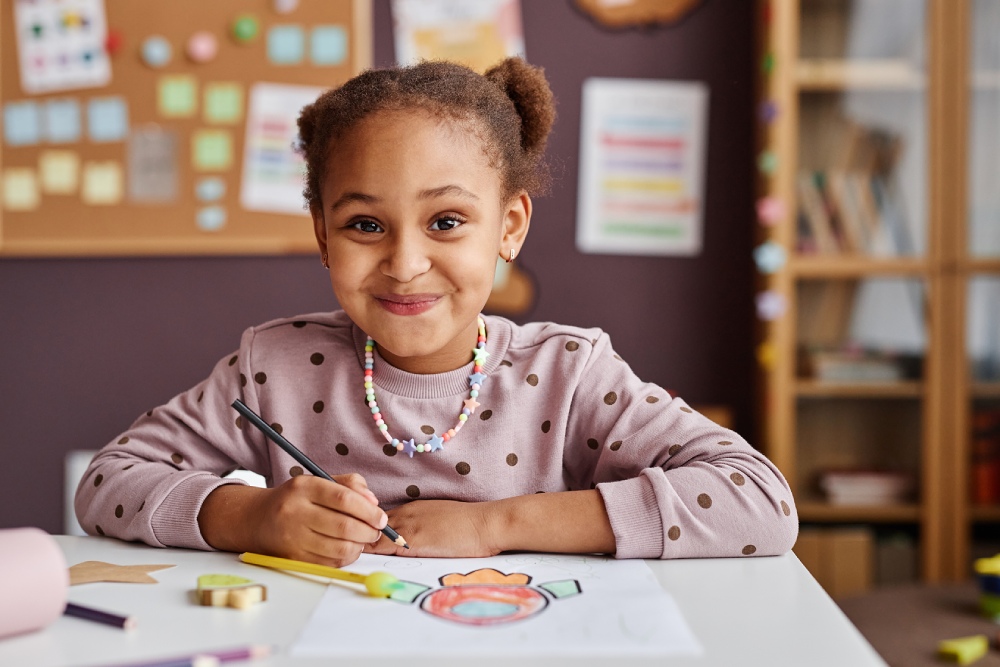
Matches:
[421,584,548,626]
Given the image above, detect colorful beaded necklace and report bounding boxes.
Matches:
[364,317,488,458]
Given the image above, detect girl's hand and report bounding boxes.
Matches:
[200,473,387,568]
[365,499,502,558]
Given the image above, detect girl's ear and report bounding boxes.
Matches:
[311,204,328,257]
[500,191,531,259]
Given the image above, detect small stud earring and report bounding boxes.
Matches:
[321,253,329,269]
[506,248,516,264]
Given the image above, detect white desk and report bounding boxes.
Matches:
[0,536,886,667]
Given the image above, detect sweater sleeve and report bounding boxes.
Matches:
[562,333,798,560]
[74,326,272,550]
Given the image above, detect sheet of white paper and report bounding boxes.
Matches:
[239,82,323,215]
[14,0,112,94]
[576,78,708,257]
[291,553,702,658]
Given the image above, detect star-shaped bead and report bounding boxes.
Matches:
[472,347,490,363]
[463,397,480,412]
[402,438,417,458]
[427,434,445,452]
[468,372,487,387]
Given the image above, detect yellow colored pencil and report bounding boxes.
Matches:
[239,552,400,598]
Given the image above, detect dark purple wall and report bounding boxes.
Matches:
[0,0,755,532]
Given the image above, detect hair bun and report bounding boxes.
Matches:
[485,57,556,156]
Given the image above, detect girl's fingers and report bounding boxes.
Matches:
[309,478,388,531]
[332,473,380,505]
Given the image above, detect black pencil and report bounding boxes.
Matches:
[64,602,136,630]
[231,399,409,549]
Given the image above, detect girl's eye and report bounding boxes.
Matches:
[350,219,383,233]
[430,216,464,232]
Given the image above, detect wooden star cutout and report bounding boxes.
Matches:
[70,560,176,585]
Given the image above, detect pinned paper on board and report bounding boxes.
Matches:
[87,96,129,142]
[81,161,123,205]
[192,129,233,172]
[44,98,83,143]
[13,0,112,94]
[311,25,348,65]
[204,83,245,125]
[291,554,702,658]
[3,101,42,146]
[128,127,178,202]
[267,25,306,65]
[239,82,322,215]
[39,150,81,195]
[390,0,525,72]
[158,75,199,119]
[2,168,41,211]
[576,78,708,257]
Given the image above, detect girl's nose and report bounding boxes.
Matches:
[379,232,432,283]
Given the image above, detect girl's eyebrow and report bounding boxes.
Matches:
[329,184,479,213]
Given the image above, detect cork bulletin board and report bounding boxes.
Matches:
[0,0,372,256]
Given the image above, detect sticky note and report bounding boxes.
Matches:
[204,83,244,124]
[39,150,80,194]
[4,101,41,146]
[2,168,40,210]
[196,206,227,231]
[267,25,304,64]
[158,75,198,118]
[82,161,123,205]
[196,177,226,202]
[128,128,178,202]
[192,129,233,171]
[311,25,347,65]
[44,99,82,143]
[87,97,129,142]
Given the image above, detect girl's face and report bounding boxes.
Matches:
[312,110,530,374]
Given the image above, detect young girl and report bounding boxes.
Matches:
[76,58,797,567]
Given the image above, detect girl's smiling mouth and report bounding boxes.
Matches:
[374,293,441,316]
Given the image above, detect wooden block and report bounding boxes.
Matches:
[196,574,266,610]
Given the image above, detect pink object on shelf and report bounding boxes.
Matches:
[0,527,69,640]
[819,470,915,506]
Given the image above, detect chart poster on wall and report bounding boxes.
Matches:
[0,0,372,256]
[576,78,708,257]
[390,0,524,72]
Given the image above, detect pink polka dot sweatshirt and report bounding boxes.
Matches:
[75,310,798,559]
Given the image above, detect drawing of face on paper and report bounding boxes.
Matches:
[388,568,581,626]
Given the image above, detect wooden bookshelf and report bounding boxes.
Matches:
[757,0,979,584]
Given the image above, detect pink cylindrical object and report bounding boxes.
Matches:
[0,528,68,640]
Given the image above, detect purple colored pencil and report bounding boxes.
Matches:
[64,601,135,630]
[109,645,271,667]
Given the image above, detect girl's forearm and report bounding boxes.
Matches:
[491,490,617,555]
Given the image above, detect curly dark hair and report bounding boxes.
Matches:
[297,57,556,210]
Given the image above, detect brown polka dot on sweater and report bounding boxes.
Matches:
[270,423,282,434]
[506,453,518,466]
[310,353,324,365]
[94,474,103,487]
[680,407,693,413]
[697,493,712,508]
[293,321,307,328]
[290,466,304,476]
[228,355,238,366]
[146,410,153,417]
[421,425,435,435]
[604,392,618,405]
[254,372,267,384]
[313,401,324,413]
[115,505,124,518]
[610,441,622,451]
[526,374,538,386]
[731,472,746,486]
[456,462,471,475]
[587,438,600,450]
[781,500,791,516]
[96,525,105,536]
[565,341,579,351]
[406,485,420,498]
[480,410,493,420]
[668,444,683,456]
[541,420,551,433]
[719,440,733,446]
[240,374,247,387]
[235,416,243,429]
[382,444,397,457]
[171,453,184,464]
[646,396,659,403]
[336,443,349,455]
[118,436,129,445]
[668,526,681,540]
[742,545,757,555]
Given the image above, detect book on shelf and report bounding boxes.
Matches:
[971,406,1000,506]
[818,469,915,506]
[799,345,918,383]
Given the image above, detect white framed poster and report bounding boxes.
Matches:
[576,78,709,256]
